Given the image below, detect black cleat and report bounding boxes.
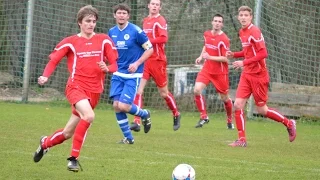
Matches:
[67,156,82,172]
[195,118,209,128]
[227,123,235,130]
[130,122,141,132]
[33,136,49,163]
[173,114,181,131]
[117,137,134,144]
[142,110,151,133]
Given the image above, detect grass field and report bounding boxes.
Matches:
[0,102,320,180]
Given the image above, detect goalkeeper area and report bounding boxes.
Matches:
[0,102,319,179]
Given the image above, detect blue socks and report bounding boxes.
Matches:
[128,104,148,119]
[116,112,133,140]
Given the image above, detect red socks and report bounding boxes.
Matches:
[234,109,246,141]
[164,92,179,116]
[133,94,143,124]
[71,120,90,158]
[194,94,208,119]
[265,108,292,128]
[42,128,66,149]
[224,98,233,123]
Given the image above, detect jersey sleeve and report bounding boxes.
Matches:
[43,37,70,77]
[220,35,230,56]
[136,28,153,50]
[250,27,266,51]
[104,36,118,73]
[156,16,168,37]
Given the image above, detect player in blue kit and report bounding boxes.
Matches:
[108,3,154,144]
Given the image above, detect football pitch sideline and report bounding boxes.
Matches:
[0,102,319,180]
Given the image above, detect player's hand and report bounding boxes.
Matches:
[97,61,109,72]
[128,62,138,73]
[226,51,234,59]
[38,76,48,85]
[232,60,244,70]
[201,52,210,59]
[195,57,202,64]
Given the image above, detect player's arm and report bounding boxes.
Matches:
[39,41,69,85]
[242,30,268,65]
[135,40,153,66]
[203,54,228,62]
[202,38,229,63]
[195,45,205,64]
[149,35,167,44]
[99,38,118,73]
[149,17,168,44]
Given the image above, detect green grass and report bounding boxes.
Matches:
[0,102,320,180]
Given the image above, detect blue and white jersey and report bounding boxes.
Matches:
[108,22,152,78]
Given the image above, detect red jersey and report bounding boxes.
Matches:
[43,33,118,93]
[143,14,167,61]
[202,30,230,74]
[239,24,267,74]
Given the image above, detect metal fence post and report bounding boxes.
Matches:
[22,0,35,103]
[247,0,263,118]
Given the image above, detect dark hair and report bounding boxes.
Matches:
[213,13,224,22]
[113,3,131,14]
[77,5,98,24]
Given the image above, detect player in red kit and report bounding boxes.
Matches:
[227,6,296,147]
[130,0,181,133]
[194,14,234,130]
[32,5,118,171]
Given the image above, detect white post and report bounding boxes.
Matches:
[247,0,263,118]
[22,0,35,102]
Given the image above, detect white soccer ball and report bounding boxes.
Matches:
[172,163,196,180]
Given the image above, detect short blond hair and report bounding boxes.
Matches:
[238,6,253,15]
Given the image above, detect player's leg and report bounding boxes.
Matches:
[212,74,233,129]
[229,74,251,147]
[130,78,148,132]
[67,97,96,172]
[110,76,137,142]
[228,98,247,147]
[194,71,210,128]
[33,113,80,163]
[253,77,296,142]
[152,61,181,130]
[220,93,234,129]
[158,85,181,131]
[113,100,135,144]
[118,78,151,134]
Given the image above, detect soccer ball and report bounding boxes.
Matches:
[172,164,196,180]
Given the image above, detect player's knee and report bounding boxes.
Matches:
[193,88,202,95]
[137,89,144,95]
[234,101,245,110]
[256,106,268,115]
[159,90,168,98]
[117,102,130,112]
[82,112,95,123]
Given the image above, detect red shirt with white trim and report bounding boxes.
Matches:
[43,33,118,93]
[202,30,230,74]
[143,14,167,61]
[239,24,267,74]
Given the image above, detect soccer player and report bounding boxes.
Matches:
[33,5,118,172]
[193,14,234,130]
[227,6,296,147]
[130,0,181,133]
[108,3,153,142]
